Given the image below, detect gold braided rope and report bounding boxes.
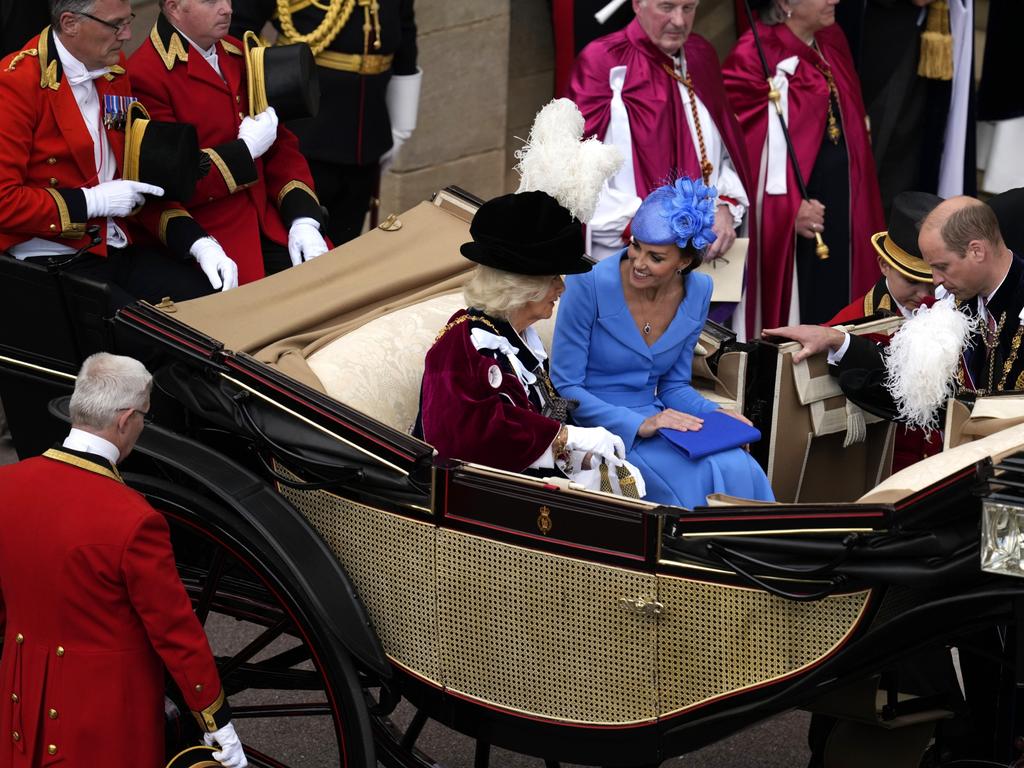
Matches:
[275,0,357,56]
[662,63,713,184]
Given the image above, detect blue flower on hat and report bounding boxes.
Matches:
[660,177,718,251]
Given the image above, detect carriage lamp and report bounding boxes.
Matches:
[981,499,1024,578]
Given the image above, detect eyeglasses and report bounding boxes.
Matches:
[119,407,153,424]
[77,11,136,33]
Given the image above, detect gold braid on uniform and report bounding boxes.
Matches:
[275,0,381,57]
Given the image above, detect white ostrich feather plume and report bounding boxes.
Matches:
[514,98,623,223]
[884,299,980,431]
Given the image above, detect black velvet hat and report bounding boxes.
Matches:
[460,191,593,276]
[122,102,204,202]
[245,31,320,122]
[870,191,943,283]
[164,745,220,768]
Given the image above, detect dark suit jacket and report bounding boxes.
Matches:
[229,0,417,167]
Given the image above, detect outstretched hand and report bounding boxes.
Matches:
[762,324,846,363]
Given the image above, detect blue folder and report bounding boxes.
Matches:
[659,411,761,460]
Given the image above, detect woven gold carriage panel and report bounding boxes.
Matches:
[436,530,659,725]
[656,573,870,715]
[278,477,442,683]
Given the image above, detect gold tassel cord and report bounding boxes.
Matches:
[275,0,357,56]
[918,0,953,81]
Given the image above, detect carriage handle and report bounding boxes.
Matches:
[232,390,365,490]
[705,541,847,602]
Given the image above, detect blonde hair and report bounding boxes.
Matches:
[462,265,555,321]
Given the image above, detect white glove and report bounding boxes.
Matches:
[190,237,238,292]
[237,107,278,160]
[380,68,421,172]
[287,217,328,266]
[565,425,626,467]
[83,180,164,218]
[203,722,247,768]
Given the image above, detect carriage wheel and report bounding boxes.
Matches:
[133,474,376,768]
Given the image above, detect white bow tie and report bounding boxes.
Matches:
[66,67,110,86]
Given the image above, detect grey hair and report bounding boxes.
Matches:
[463,265,555,322]
[69,353,153,430]
[50,0,97,28]
[759,0,792,25]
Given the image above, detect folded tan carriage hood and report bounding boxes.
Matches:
[165,200,474,358]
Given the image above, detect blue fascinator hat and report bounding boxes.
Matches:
[632,177,718,252]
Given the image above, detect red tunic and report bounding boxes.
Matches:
[723,22,884,333]
[129,15,324,284]
[564,20,754,203]
[420,310,561,472]
[0,28,200,259]
[0,450,229,767]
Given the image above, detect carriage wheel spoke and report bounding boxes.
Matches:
[195,547,227,624]
[218,616,291,680]
[222,663,324,693]
[401,708,429,750]
[232,703,333,718]
[239,743,292,768]
[474,740,490,768]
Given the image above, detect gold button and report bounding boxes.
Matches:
[10,694,17,703]
[194,683,203,692]
[47,744,57,755]
[235,95,240,102]
[55,646,64,657]
[49,224,57,231]
[11,731,19,742]
[49,178,58,187]
[237,112,244,120]
[48,709,58,720]
[14,633,23,644]
[47,157,57,165]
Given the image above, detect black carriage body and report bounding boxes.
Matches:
[105,299,1018,766]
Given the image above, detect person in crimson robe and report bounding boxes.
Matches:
[0,353,246,768]
[563,0,753,273]
[416,191,629,483]
[723,0,884,331]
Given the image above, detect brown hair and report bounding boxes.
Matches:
[940,201,1002,256]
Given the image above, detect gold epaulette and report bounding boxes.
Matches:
[5,48,38,72]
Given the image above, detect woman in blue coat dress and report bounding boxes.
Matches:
[551,178,774,508]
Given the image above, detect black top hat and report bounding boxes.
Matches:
[122,102,203,202]
[871,191,943,283]
[164,745,220,768]
[245,31,320,122]
[460,191,593,275]
[744,0,774,12]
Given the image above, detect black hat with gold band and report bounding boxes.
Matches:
[122,101,205,202]
[871,191,943,283]
[244,31,320,122]
[164,745,220,768]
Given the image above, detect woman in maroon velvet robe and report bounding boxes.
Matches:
[417,191,626,477]
[723,0,884,331]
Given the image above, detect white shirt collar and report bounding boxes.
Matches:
[52,32,110,84]
[63,427,121,465]
[175,26,223,76]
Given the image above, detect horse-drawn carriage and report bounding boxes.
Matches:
[1,188,1022,767]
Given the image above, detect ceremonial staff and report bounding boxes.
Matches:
[741,0,829,260]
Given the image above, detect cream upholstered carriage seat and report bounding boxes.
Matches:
[305,292,559,434]
[303,291,737,436]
